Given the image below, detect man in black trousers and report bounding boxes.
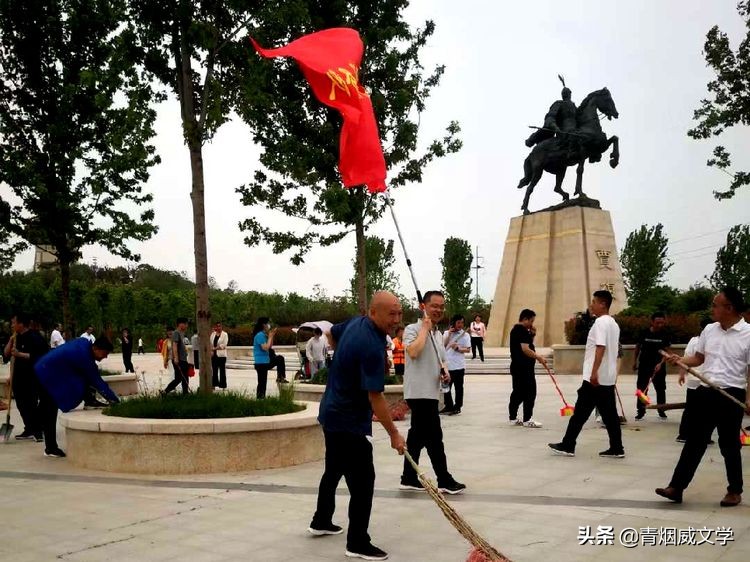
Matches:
[657,287,750,507]
[633,311,671,420]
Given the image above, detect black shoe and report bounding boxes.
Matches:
[84,398,109,409]
[308,522,343,536]
[438,407,452,415]
[14,431,36,441]
[34,434,44,443]
[675,436,686,443]
[345,543,388,560]
[44,448,66,458]
[658,413,668,421]
[399,478,425,492]
[438,480,466,495]
[634,413,644,421]
[707,439,715,445]
[599,448,625,458]
[276,378,289,384]
[548,442,575,457]
[448,408,461,416]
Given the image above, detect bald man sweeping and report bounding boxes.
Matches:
[309,291,406,561]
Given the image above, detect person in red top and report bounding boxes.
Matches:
[392,326,405,378]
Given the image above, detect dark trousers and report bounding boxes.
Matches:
[38,384,59,451]
[137,346,144,355]
[402,399,453,486]
[508,366,537,422]
[394,363,404,377]
[312,431,375,549]
[470,337,484,361]
[164,360,190,394]
[636,365,666,415]
[193,350,200,370]
[255,364,269,398]
[562,381,623,452]
[443,369,465,411]
[270,351,286,381]
[211,356,227,388]
[123,352,135,373]
[669,386,746,494]
[12,372,40,435]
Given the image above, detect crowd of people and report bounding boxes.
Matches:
[2,285,748,561]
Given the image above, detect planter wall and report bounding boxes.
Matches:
[552,344,686,375]
[293,384,404,407]
[60,401,323,474]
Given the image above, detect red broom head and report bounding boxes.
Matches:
[741,431,750,446]
[635,389,651,405]
[560,405,574,417]
[466,547,511,562]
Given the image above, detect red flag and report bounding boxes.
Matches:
[251,28,387,193]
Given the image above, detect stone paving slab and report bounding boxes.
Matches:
[1,370,748,561]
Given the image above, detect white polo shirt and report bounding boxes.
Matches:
[693,319,750,389]
[582,315,620,386]
[443,329,471,371]
[683,336,702,390]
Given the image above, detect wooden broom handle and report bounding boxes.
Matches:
[659,350,747,411]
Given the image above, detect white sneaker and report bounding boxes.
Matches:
[508,418,522,426]
[523,419,543,428]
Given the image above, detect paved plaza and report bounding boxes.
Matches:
[1,354,749,562]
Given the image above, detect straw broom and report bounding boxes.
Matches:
[403,451,512,562]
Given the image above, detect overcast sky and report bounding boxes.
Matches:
[7,0,750,303]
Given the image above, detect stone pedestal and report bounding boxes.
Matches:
[486,206,627,347]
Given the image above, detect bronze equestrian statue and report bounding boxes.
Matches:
[518,77,620,214]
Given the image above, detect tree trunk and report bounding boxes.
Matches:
[60,259,72,339]
[188,143,213,395]
[355,205,367,316]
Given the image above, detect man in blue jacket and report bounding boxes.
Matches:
[34,335,120,458]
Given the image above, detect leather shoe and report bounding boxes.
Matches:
[655,486,683,503]
[720,492,741,507]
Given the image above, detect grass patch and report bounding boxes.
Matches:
[306,367,401,386]
[104,386,303,419]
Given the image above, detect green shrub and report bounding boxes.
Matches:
[273,326,297,345]
[104,389,304,419]
[564,312,703,345]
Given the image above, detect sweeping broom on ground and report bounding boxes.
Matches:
[542,364,574,416]
[404,451,512,562]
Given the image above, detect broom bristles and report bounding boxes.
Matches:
[405,452,512,562]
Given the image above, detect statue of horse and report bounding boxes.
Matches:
[517,88,620,214]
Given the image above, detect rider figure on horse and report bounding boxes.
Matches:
[525,76,577,152]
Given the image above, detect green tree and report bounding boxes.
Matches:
[0,0,159,329]
[688,1,750,200]
[710,224,750,296]
[620,224,673,306]
[235,1,461,315]
[350,236,399,307]
[127,0,257,393]
[440,237,473,316]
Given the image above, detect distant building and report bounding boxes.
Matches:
[33,245,58,271]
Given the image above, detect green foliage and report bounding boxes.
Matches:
[350,236,399,306]
[620,224,672,306]
[710,224,750,296]
[104,389,303,419]
[564,310,702,345]
[688,1,750,199]
[440,237,473,316]
[0,0,159,317]
[235,0,461,295]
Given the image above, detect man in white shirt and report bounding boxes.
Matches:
[657,287,750,508]
[306,327,328,376]
[400,291,465,494]
[79,326,95,344]
[49,323,65,349]
[441,314,471,415]
[549,290,624,458]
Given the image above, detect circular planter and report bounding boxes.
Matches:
[293,384,404,407]
[59,401,323,475]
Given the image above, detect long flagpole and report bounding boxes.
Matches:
[384,191,447,370]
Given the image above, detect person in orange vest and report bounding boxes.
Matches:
[391,326,405,378]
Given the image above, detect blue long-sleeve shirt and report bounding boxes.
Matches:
[34,338,119,412]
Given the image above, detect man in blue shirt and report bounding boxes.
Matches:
[309,291,406,562]
[34,336,120,458]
